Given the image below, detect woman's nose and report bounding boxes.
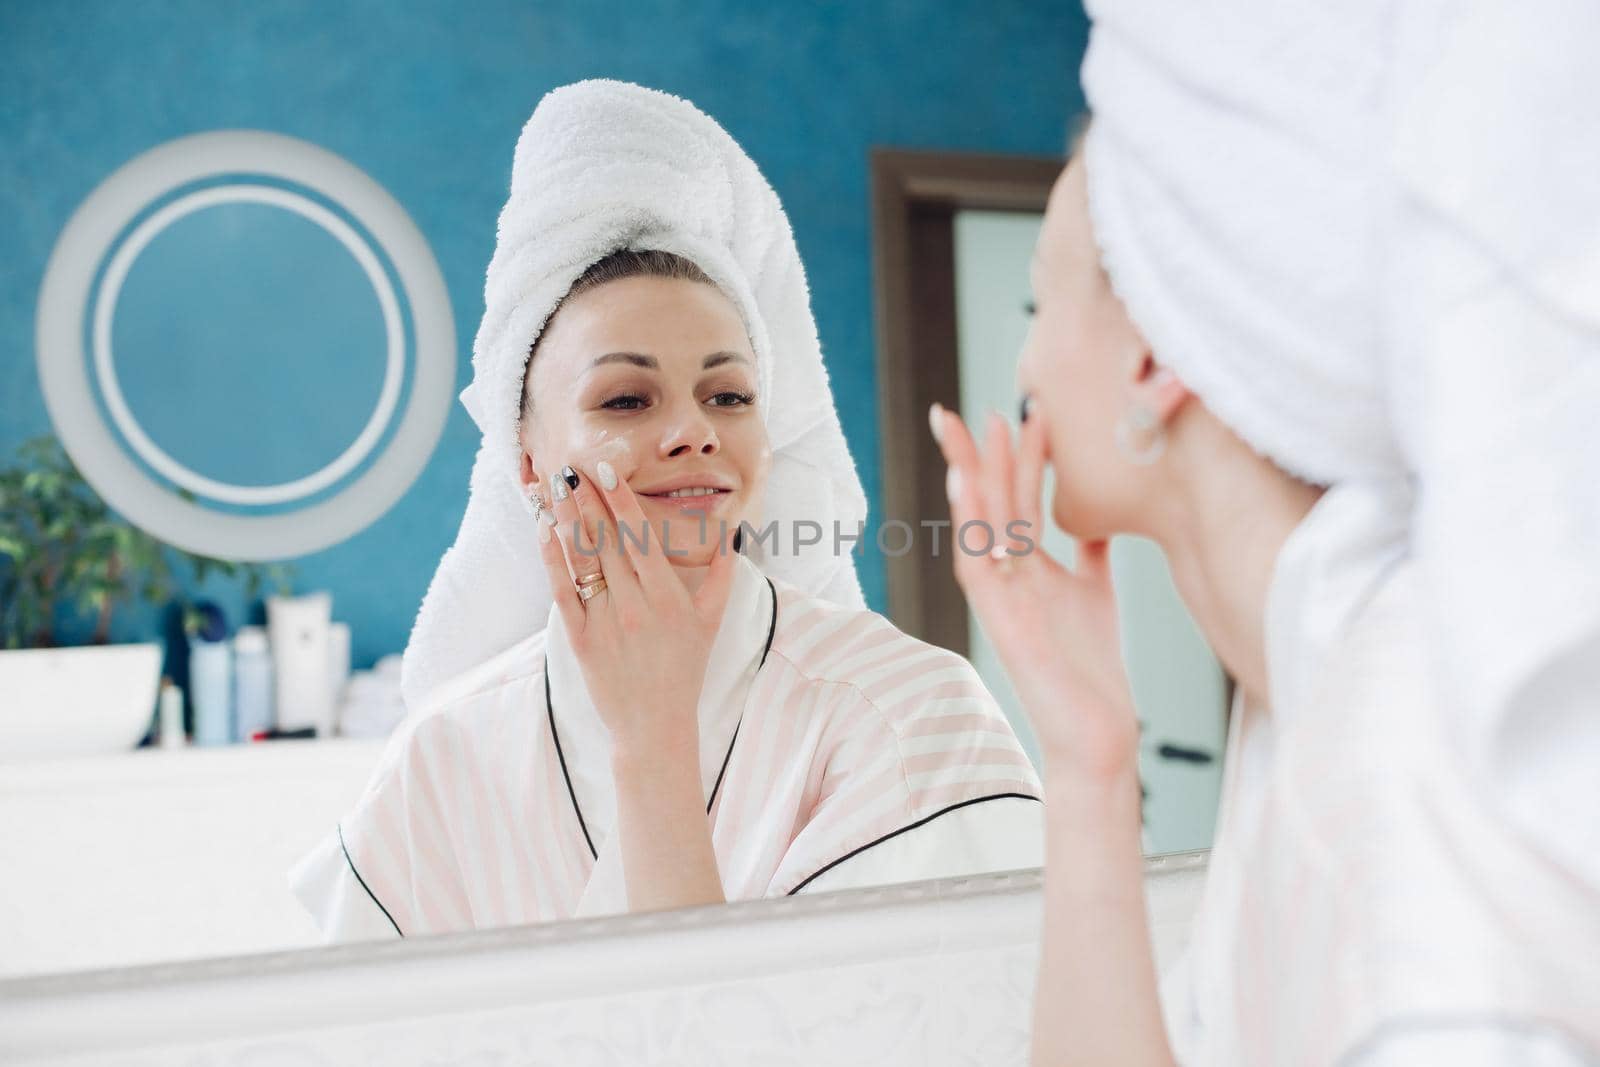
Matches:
[660,408,719,458]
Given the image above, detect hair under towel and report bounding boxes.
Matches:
[400,80,868,710]
[1081,0,1600,887]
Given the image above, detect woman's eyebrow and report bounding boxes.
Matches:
[702,351,750,369]
[586,352,658,374]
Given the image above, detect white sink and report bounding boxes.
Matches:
[0,643,162,762]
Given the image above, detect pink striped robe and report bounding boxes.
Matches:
[290,554,1043,940]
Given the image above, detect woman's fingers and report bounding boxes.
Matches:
[931,405,993,592]
[550,464,604,581]
[1015,405,1047,548]
[982,411,1019,558]
[593,460,674,600]
[932,405,986,521]
[574,459,643,610]
[535,502,585,634]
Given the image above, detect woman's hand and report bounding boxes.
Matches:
[931,403,1140,783]
[536,460,739,760]
[536,459,736,913]
[934,404,1176,1066]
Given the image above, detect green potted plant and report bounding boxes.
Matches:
[0,435,289,761]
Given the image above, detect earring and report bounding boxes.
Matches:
[525,484,547,521]
[1115,404,1166,465]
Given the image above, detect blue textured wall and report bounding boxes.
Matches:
[0,0,1087,668]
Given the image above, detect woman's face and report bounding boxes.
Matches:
[520,275,771,568]
[1016,157,1152,540]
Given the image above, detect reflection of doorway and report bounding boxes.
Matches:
[871,149,1226,854]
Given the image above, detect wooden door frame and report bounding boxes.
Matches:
[870,148,1062,655]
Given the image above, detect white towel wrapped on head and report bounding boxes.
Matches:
[401,79,868,711]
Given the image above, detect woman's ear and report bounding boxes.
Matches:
[1126,347,1191,428]
[519,449,541,492]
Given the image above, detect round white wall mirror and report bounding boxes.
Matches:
[35,130,455,560]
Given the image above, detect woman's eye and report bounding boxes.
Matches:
[601,394,648,411]
[708,391,756,408]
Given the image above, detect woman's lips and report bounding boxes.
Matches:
[639,487,734,513]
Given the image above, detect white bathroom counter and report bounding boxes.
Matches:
[0,738,386,978]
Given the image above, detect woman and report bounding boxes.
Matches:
[290,80,1041,940]
[934,5,1600,1065]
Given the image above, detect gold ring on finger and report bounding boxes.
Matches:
[576,578,609,602]
[574,572,606,589]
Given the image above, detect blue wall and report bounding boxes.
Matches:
[0,0,1087,669]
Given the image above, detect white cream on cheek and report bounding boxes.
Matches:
[592,432,633,463]
[585,429,638,481]
[533,379,638,483]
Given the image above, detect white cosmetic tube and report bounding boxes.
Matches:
[266,592,333,737]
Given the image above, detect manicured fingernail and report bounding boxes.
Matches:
[540,507,556,527]
[552,476,569,502]
[928,403,944,444]
[561,465,580,489]
[946,466,961,501]
[537,518,552,543]
[596,459,618,491]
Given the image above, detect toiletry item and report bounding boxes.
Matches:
[188,636,234,746]
[233,626,274,739]
[158,678,185,749]
[249,726,317,741]
[190,600,227,642]
[267,592,333,737]
[327,622,351,734]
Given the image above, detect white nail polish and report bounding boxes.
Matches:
[928,403,944,444]
[596,459,618,491]
[537,518,552,544]
[552,477,569,502]
[540,508,556,527]
[946,466,962,501]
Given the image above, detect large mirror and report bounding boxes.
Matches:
[1,3,1209,1003]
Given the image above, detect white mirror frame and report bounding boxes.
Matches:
[35,130,456,561]
[0,852,1206,1066]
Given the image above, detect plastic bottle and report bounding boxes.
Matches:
[234,626,274,740]
[158,677,186,749]
[327,621,351,738]
[189,636,234,746]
